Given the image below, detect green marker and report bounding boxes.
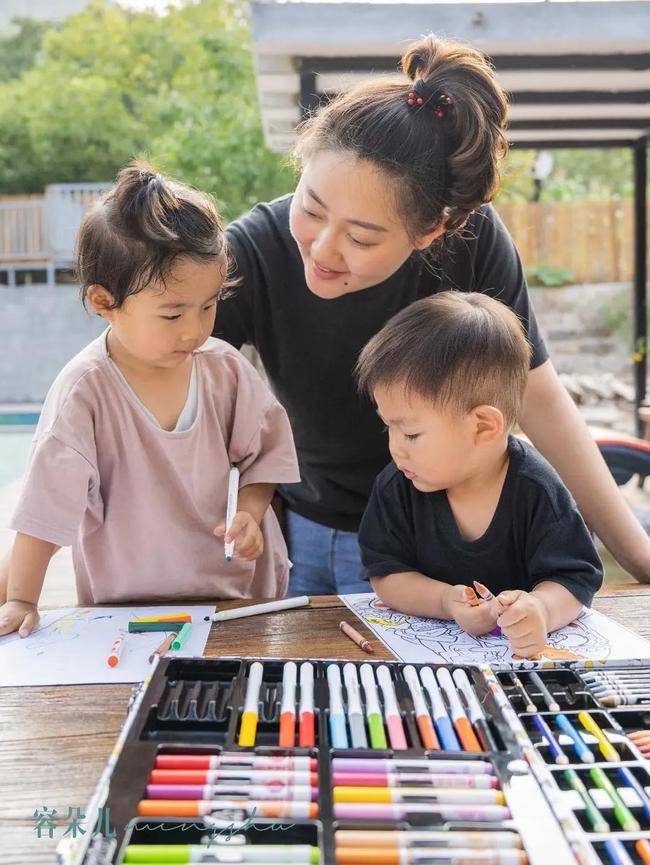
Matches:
[590,766,641,832]
[171,622,193,651]
[360,663,388,749]
[564,769,609,833]
[123,843,320,862]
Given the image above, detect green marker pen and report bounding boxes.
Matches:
[563,769,609,833]
[360,663,388,749]
[171,621,193,651]
[590,766,641,832]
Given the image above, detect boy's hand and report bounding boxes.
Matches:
[214,512,264,561]
[0,600,39,637]
[496,589,548,657]
[444,584,501,636]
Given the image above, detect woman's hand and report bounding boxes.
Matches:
[214,511,264,561]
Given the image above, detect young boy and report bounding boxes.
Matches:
[355,291,602,658]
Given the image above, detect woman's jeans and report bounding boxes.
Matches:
[286,509,369,596]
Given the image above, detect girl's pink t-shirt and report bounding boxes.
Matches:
[10,332,300,603]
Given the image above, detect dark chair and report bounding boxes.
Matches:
[596,437,650,486]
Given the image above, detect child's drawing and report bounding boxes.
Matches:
[340,593,650,668]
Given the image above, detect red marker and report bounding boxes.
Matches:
[107,636,125,668]
[279,661,297,747]
[299,662,315,747]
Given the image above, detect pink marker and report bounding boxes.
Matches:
[376,665,408,750]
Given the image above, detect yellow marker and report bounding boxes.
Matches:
[578,711,620,762]
[333,786,505,805]
[238,662,264,747]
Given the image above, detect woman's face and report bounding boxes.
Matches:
[289,150,443,300]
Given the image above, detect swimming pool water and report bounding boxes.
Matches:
[0,432,33,486]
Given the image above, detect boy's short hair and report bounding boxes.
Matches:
[355,291,532,429]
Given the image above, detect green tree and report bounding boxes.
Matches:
[0,17,54,82]
[0,0,294,219]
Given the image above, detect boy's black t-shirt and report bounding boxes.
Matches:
[358,436,603,607]
[216,194,549,532]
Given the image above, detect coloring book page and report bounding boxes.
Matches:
[340,592,650,668]
[0,604,214,687]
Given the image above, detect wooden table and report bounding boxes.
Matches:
[2,587,650,865]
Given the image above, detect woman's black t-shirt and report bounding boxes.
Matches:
[215,194,548,532]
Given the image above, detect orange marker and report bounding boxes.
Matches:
[107,636,125,668]
[637,839,650,865]
[137,798,318,819]
[403,666,439,750]
[465,587,481,606]
[436,668,482,752]
[279,661,297,747]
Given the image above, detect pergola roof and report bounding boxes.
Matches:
[250,0,650,151]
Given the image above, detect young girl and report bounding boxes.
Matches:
[0,162,299,637]
[215,34,650,594]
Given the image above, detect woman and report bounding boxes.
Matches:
[215,35,650,595]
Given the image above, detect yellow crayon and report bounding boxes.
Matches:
[578,711,620,762]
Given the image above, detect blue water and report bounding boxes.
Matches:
[0,432,33,485]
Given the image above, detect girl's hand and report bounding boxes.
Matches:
[214,512,264,561]
[0,600,39,637]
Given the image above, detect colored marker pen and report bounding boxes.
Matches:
[343,663,368,749]
[327,664,349,749]
[224,465,239,561]
[436,667,482,752]
[360,663,388,750]
[377,665,408,750]
[452,667,498,752]
[403,665,439,750]
[279,661,297,747]
[555,713,594,763]
[299,662,315,747]
[419,667,460,752]
[106,635,125,668]
[239,661,263,747]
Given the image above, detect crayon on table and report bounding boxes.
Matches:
[472,580,502,636]
[360,663,388,750]
[562,769,609,833]
[239,661,264,747]
[590,766,640,831]
[436,667,482,752]
[106,635,125,668]
[170,621,193,650]
[299,662,315,747]
[340,620,374,654]
[418,667,461,751]
[532,714,568,765]
[279,661,297,747]
[148,631,177,663]
[377,665,408,750]
[555,714,594,763]
[328,663,349,749]
[578,711,621,762]
[343,662,368,749]
[403,665,439,750]
[123,844,320,863]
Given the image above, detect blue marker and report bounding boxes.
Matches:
[604,839,635,865]
[327,664,349,749]
[419,666,460,751]
[556,713,594,763]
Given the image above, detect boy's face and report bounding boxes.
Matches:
[374,384,476,493]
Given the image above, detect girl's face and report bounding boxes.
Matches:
[289,150,444,300]
[89,256,227,371]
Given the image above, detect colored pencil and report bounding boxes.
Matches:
[555,713,594,763]
[532,714,568,764]
[562,769,609,833]
[510,673,536,713]
[578,711,621,762]
[589,766,640,831]
[528,672,560,712]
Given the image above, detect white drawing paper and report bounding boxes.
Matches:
[0,604,215,687]
[340,592,650,668]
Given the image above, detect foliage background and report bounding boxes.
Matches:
[0,0,636,220]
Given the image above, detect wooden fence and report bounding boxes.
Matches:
[496,200,649,284]
[0,194,648,284]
